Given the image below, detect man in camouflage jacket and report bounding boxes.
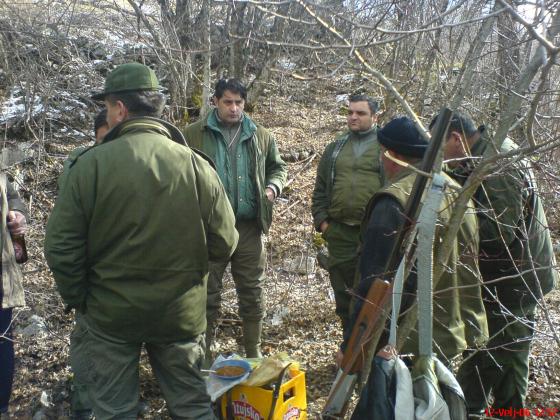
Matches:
[0,176,27,419]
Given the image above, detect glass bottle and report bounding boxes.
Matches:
[11,234,28,263]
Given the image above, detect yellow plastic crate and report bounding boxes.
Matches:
[220,369,307,420]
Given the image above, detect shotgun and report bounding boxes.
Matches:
[321,108,453,419]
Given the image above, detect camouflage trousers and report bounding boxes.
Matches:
[457,304,536,419]
[322,220,361,337]
[73,315,214,420]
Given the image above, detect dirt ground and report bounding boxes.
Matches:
[6,93,560,419]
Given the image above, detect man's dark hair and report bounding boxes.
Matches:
[105,90,166,118]
[94,109,108,136]
[348,94,379,115]
[429,110,480,138]
[214,79,247,101]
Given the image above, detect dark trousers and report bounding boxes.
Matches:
[0,307,14,413]
[324,221,361,337]
[457,304,535,419]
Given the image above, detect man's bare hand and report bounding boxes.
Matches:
[320,220,329,233]
[336,349,344,368]
[265,187,276,202]
[7,210,26,236]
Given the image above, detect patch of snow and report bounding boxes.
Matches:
[17,315,47,337]
[39,391,52,408]
[1,84,89,128]
[271,307,289,326]
[284,256,316,275]
[0,87,42,123]
[336,94,349,104]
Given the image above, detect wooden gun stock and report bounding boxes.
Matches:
[321,279,391,419]
[341,278,391,373]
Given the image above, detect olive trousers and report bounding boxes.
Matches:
[73,316,214,420]
[69,314,92,416]
[323,220,361,337]
[206,220,266,358]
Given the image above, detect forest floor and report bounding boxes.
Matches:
[6,90,560,419]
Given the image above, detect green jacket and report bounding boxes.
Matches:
[0,175,27,309]
[182,111,287,234]
[461,134,558,308]
[45,118,238,343]
[58,146,91,192]
[370,169,486,358]
[311,129,382,230]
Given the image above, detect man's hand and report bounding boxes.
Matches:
[265,187,276,202]
[7,210,26,236]
[336,349,344,368]
[320,220,329,233]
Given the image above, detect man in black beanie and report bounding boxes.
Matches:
[342,116,487,367]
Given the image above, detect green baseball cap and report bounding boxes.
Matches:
[92,62,160,100]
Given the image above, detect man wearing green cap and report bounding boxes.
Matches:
[45,62,238,419]
[183,78,286,361]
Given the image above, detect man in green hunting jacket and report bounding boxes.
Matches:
[182,79,287,360]
[433,111,558,418]
[45,63,238,419]
[311,94,383,338]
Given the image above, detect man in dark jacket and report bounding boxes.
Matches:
[348,116,486,418]
[345,116,486,361]
[433,111,558,418]
[183,79,287,360]
[45,63,238,419]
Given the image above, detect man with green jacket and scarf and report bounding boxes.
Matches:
[182,79,287,360]
[433,111,558,418]
[45,63,238,419]
[312,94,383,338]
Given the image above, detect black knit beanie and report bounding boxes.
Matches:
[377,116,428,158]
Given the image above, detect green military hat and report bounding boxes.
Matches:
[92,62,160,100]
